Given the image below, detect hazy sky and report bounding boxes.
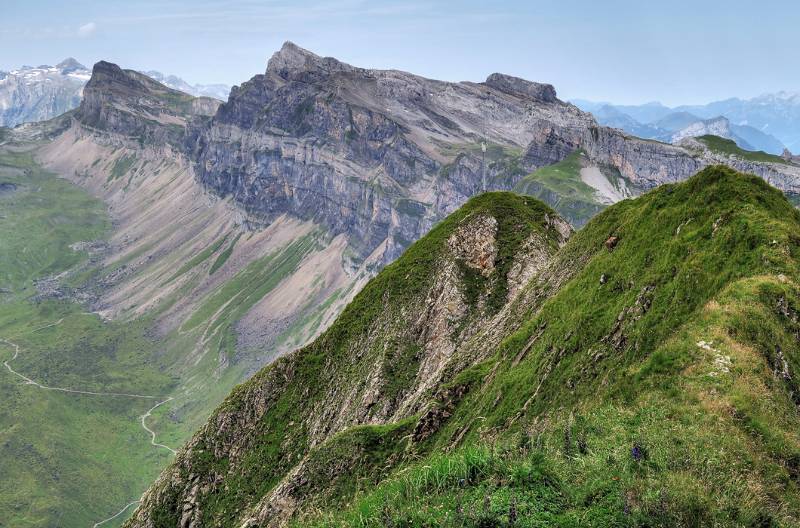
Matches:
[2,0,798,106]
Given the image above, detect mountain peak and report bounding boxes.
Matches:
[76,60,220,142]
[56,58,86,73]
[484,73,558,103]
[86,60,146,93]
[266,41,354,80]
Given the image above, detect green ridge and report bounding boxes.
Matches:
[698,135,789,165]
[307,166,800,526]
[136,166,800,528]
[514,150,606,226]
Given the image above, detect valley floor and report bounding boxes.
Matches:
[0,145,176,527]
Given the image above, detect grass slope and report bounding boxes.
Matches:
[0,146,343,527]
[698,135,789,165]
[290,166,800,526]
[0,148,175,527]
[134,192,566,527]
[513,151,606,226]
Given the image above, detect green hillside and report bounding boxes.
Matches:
[307,166,800,526]
[698,135,789,165]
[0,143,344,526]
[513,150,605,226]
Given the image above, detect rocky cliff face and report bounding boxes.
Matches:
[0,58,230,129]
[185,42,800,265]
[0,59,90,127]
[187,42,589,262]
[76,61,220,147]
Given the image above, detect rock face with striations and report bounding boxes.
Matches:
[77,61,220,146]
[59,43,800,268]
[188,42,591,262]
[186,42,800,265]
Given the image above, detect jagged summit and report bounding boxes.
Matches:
[85,60,149,94]
[484,72,558,103]
[266,41,356,80]
[267,41,560,107]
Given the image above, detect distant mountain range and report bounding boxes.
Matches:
[141,71,230,100]
[0,58,89,127]
[0,58,230,127]
[573,96,799,155]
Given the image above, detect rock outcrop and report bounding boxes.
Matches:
[187,42,586,262]
[76,61,220,146]
[784,148,800,165]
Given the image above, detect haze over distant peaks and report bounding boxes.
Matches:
[574,94,800,154]
[141,70,231,100]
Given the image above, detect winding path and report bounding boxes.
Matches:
[141,397,177,454]
[0,316,177,526]
[92,501,141,528]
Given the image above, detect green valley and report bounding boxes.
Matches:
[0,146,175,527]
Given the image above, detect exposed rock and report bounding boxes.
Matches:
[783,148,800,164]
[75,61,220,147]
[66,43,800,271]
[484,73,558,104]
[605,235,619,250]
[447,215,498,276]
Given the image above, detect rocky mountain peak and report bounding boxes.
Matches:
[783,148,800,164]
[484,73,558,104]
[671,115,735,145]
[266,40,355,81]
[85,60,148,95]
[76,61,220,144]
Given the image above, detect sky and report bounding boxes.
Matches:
[1,0,798,106]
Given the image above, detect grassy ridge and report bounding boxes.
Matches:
[137,192,566,527]
[287,166,800,526]
[306,275,800,526]
[513,151,606,226]
[698,135,789,164]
